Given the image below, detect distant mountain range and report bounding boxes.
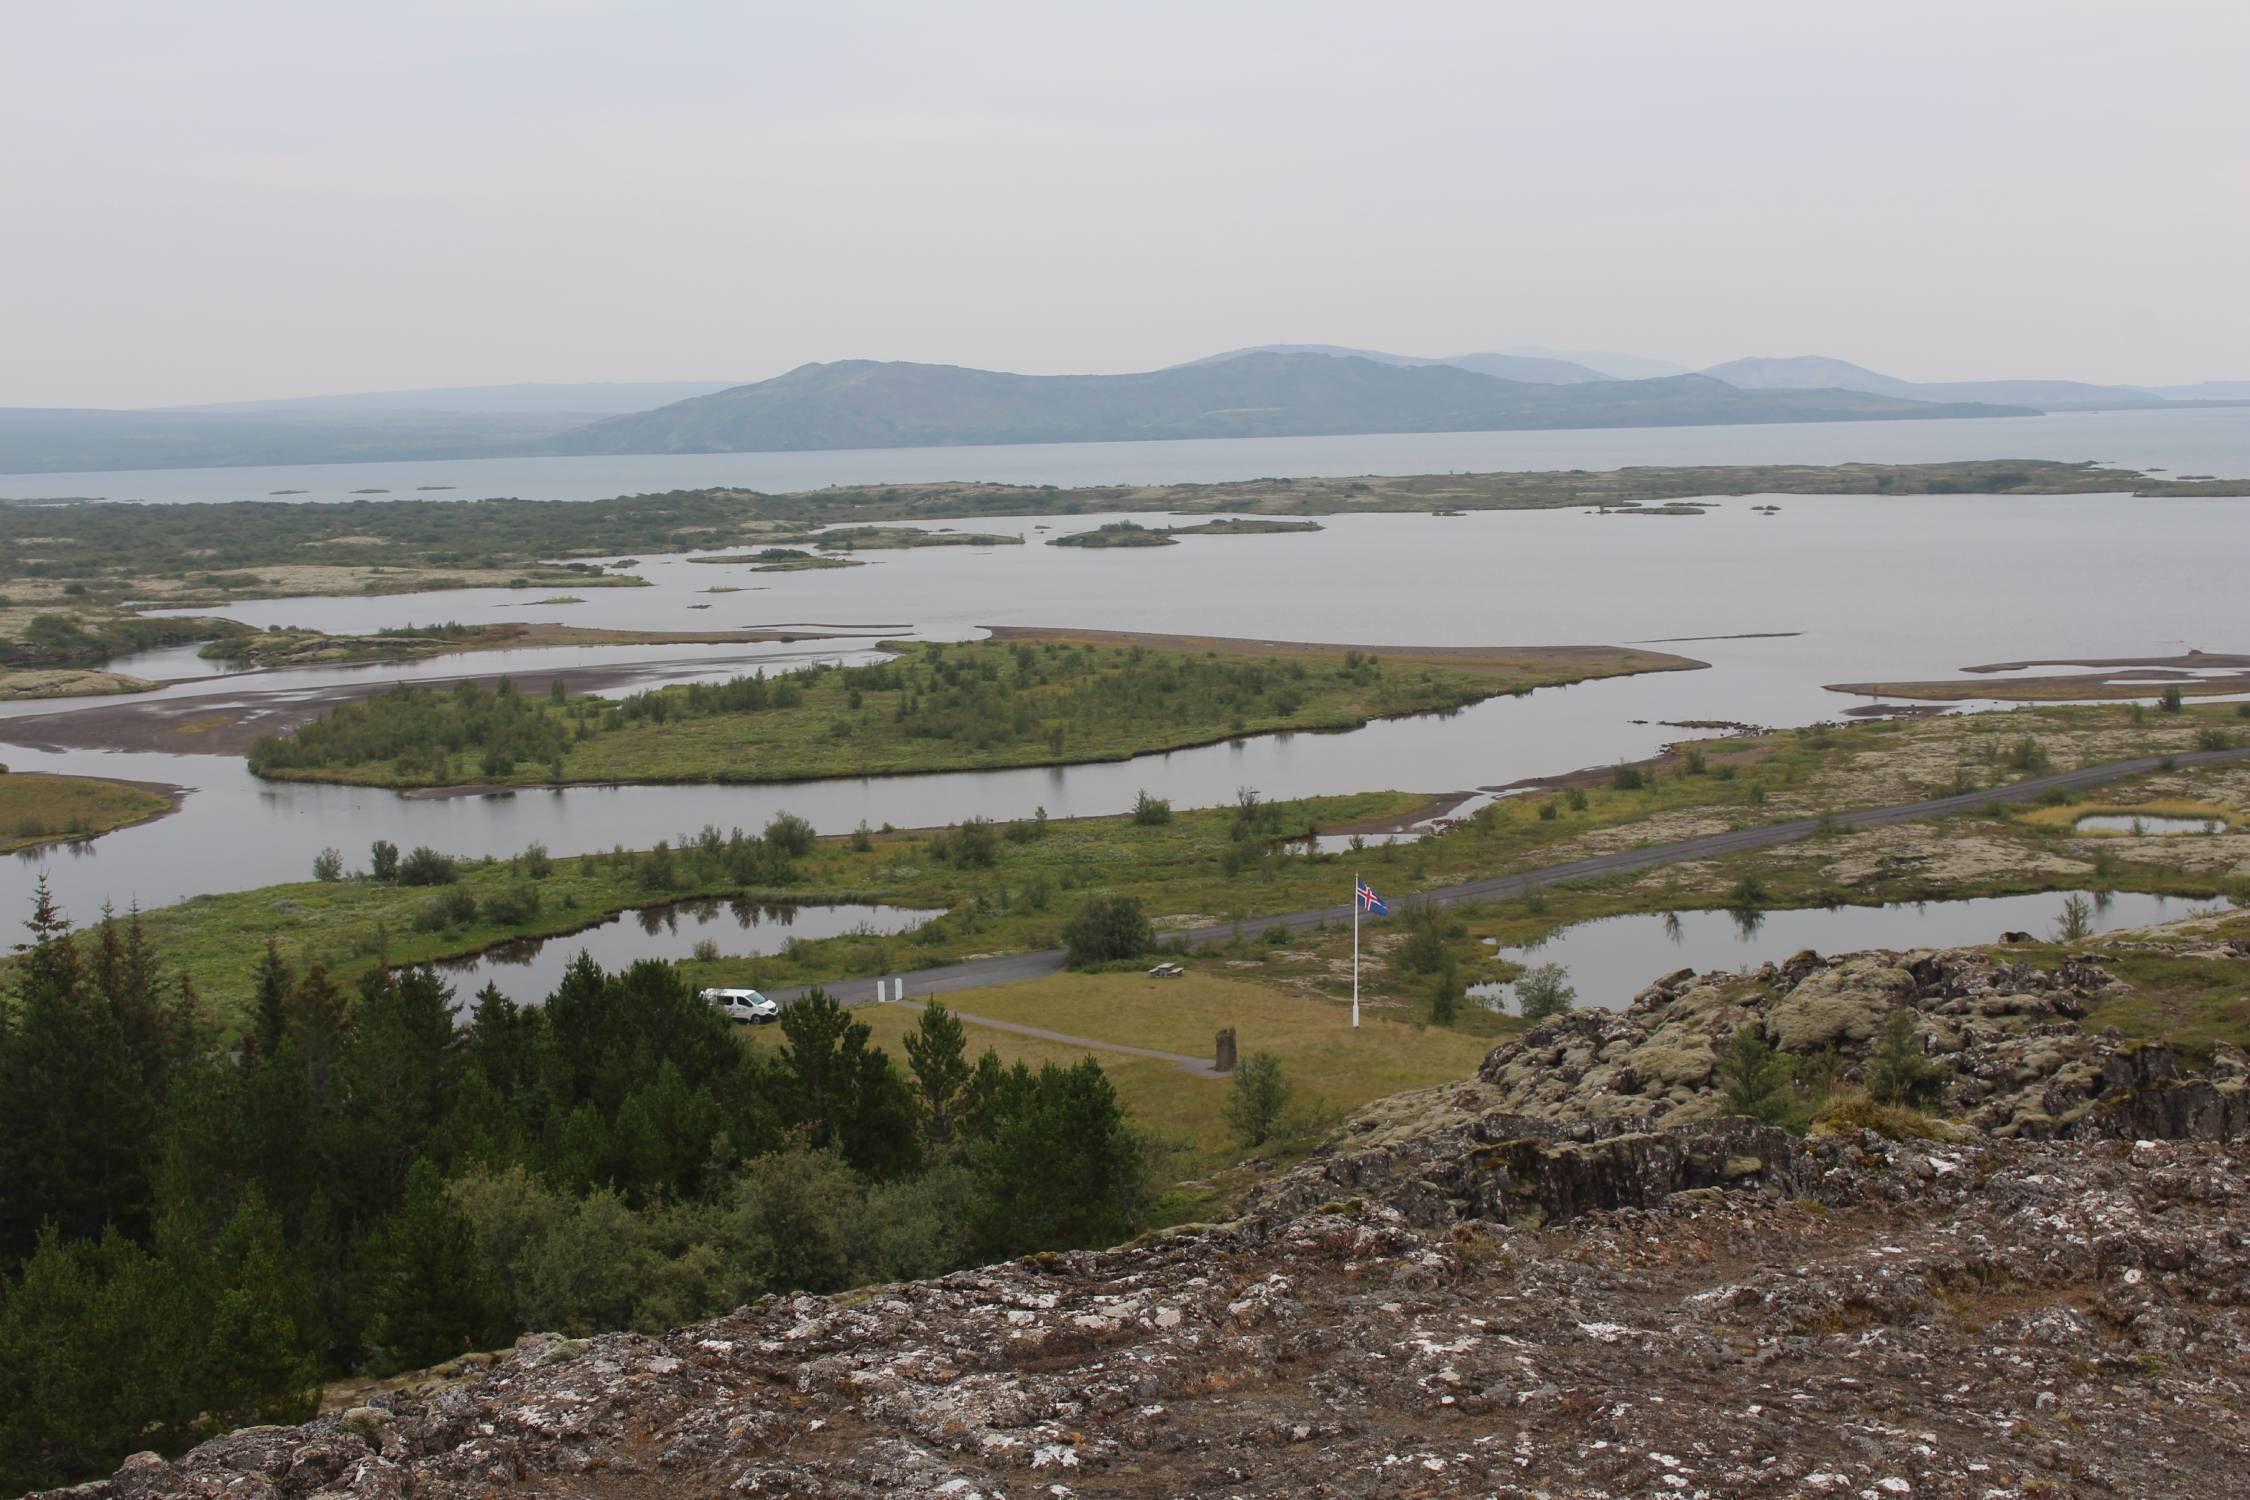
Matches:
[0,347,2239,477]
[539,353,2024,457]
[165,380,744,417]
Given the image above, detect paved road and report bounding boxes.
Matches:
[768,743,2250,1014]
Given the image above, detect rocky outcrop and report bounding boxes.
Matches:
[58,1135,2250,1499]
[1475,945,2250,1141]
[47,940,2250,1499]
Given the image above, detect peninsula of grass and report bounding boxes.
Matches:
[788,525,1023,551]
[1050,517,1325,547]
[0,771,175,851]
[1167,517,1325,536]
[1049,521,1177,547]
[245,631,1702,789]
[688,548,863,571]
[199,620,845,669]
[0,667,158,700]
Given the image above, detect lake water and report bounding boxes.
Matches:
[2072,814,2226,836]
[425,898,940,1006]
[1471,890,2209,1013]
[8,464,2249,924]
[4,404,2246,503]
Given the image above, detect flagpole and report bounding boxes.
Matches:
[1351,873,1360,1029]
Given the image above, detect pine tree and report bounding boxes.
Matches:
[192,1192,320,1433]
[250,939,294,1059]
[356,1160,503,1375]
[0,891,159,1260]
[902,1001,972,1144]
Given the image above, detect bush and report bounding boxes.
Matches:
[396,846,459,886]
[1262,923,1291,946]
[1537,800,1559,821]
[1728,873,1769,910]
[1565,788,1588,813]
[370,839,400,881]
[1221,1052,1292,1148]
[1810,1094,1958,1143]
[928,817,999,868]
[1515,962,1575,1022]
[2053,892,2094,942]
[311,848,344,883]
[2159,686,2185,713]
[480,883,542,926]
[521,842,554,879]
[412,889,480,931]
[1865,1010,1946,1108]
[2193,726,2232,752]
[1610,763,1647,791]
[1062,894,1154,967]
[1132,790,1172,826]
[764,812,816,858]
[1718,1024,1791,1125]
[1431,955,1461,1026]
[2003,737,2051,772]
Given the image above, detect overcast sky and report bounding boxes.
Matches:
[6,0,2245,407]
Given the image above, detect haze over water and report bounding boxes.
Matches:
[4,405,2246,504]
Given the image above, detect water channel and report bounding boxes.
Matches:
[1471,890,2217,1013]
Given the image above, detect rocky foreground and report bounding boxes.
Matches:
[55,944,2250,1499]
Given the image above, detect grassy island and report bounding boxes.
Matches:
[1049,517,1326,547]
[245,631,1700,788]
[199,620,846,669]
[0,770,175,851]
[1049,521,1177,548]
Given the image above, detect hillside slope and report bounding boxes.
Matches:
[542,352,2026,455]
[62,935,2250,1499]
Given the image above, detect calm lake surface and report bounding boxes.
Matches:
[1474,890,2212,1012]
[426,898,940,1006]
[8,432,2248,923]
[4,404,2246,503]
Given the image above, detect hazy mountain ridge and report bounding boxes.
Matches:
[6,346,2242,475]
[1701,354,2181,411]
[168,381,745,417]
[0,407,588,477]
[1182,344,1614,384]
[540,352,2026,457]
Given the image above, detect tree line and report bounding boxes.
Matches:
[0,888,1147,1493]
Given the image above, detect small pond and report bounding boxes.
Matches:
[2073,814,2228,837]
[425,897,941,1005]
[1470,889,2207,1015]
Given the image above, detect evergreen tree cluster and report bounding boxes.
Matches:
[0,890,1147,1493]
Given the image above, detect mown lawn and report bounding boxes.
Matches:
[749,970,1494,1181]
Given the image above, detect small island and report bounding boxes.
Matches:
[1050,517,1324,548]
[245,631,1703,789]
[0,769,177,851]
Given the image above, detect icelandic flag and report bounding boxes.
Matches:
[1355,879,1389,916]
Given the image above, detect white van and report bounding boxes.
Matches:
[700,987,779,1025]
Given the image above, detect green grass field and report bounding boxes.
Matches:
[749,970,1494,1181]
[0,772,172,852]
